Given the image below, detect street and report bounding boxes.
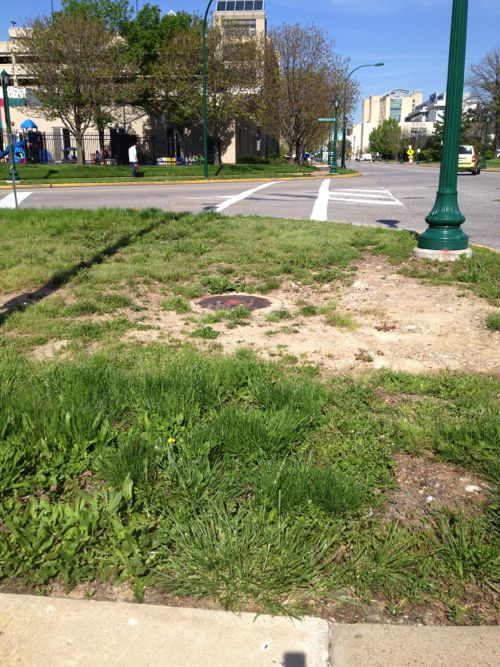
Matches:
[3,162,499,248]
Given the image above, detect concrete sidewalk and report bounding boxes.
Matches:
[0,593,498,666]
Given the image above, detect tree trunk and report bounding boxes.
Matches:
[98,128,105,155]
[74,131,85,165]
[216,137,222,166]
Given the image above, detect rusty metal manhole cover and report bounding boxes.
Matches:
[197,294,271,311]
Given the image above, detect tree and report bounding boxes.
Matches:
[466,48,500,154]
[121,6,195,113]
[61,0,132,33]
[150,24,261,163]
[369,118,401,159]
[263,24,350,164]
[19,12,129,163]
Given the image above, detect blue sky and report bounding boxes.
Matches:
[2,0,499,121]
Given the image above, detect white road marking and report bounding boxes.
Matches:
[328,187,404,207]
[214,181,278,212]
[310,179,331,221]
[185,195,233,200]
[0,191,33,208]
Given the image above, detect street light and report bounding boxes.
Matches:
[340,62,384,169]
[202,0,215,179]
[480,110,493,170]
[329,97,340,175]
[1,69,20,207]
[415,0,471,261]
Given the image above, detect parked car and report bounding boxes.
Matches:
[357,153,373,162]
[458,145,480,175]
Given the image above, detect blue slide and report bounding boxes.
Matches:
[0,139,26,162]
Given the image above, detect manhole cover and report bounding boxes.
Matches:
[197,294,271,311]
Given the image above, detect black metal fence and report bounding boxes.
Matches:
[0,128,199,165]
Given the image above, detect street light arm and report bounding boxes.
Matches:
[347,62,384,81]
[340,62,383,169]
[204,0,215,25]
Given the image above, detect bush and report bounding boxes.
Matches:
[237,155,270,164]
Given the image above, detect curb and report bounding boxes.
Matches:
[0,594,498,667]
[0,172,360,190]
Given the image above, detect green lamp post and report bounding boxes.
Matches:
[329,97,340,175]
[1,69,20,188]
[480,111,493,170]
[202,0,215,179]
[340,63,384,169]
[415,0,471,261]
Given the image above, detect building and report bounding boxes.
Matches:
[214,0,266,39]
[0,4,271,165]
[212,0,268,163]
[405,91,446,124]
[351,88,423,156]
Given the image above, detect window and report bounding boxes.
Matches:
[216,0,264,9]
[390,98,402,121]
[224,19,257,37]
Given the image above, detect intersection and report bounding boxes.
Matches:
[2,162,498,248]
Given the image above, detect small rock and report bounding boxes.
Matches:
[464,484,482,493]
[405,324,422,333]
[352,281,369,290]
[426,496,435,503]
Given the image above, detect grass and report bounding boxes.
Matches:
[0,208,499,620]
[0,208,420,353]
[400,250,500,306]
[0,162,319,184]
[0,349,498,619]
[485,312,500,330]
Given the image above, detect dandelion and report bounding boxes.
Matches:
[167,437,176,446]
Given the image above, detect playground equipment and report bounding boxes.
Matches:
[0,137,26,163]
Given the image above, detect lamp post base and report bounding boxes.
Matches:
[413,246,472,262]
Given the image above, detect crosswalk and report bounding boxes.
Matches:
[328,187,404,206]
[0,191,32,208]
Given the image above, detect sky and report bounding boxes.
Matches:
[1,0,499,122]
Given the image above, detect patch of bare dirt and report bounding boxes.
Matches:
[382,453,491,526]
[118,256,500,376]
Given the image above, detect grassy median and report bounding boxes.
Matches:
[0,208,498,622]
[0,162,343,185]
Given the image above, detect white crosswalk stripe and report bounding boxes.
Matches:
[0,191,33,208]
[328,187,404,207]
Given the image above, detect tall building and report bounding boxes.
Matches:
[214,1,266,39]
[210,0,269,162]
[351,88,423,156]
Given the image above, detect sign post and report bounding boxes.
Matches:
[1,69,19,208]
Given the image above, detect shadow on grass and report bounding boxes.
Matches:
[0,212,186,326]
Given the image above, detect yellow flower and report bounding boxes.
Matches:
[167,437,176,445]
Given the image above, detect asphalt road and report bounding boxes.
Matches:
[3,162,499,248]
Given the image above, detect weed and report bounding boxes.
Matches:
[191,326,219,340]
[161,296,191,314]
[202,305,251,328]
[320,301,358,329]
[298,303,319,316]
[266,309,292,323]
[485,312,500,331]
[355,349,374,363]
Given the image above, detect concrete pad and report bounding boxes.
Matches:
[0,593,330,667]
[330,623,500,667]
